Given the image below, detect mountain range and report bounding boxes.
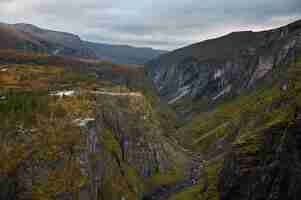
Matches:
[0,19,301,200]
[0,22,166,64]
[146,19,301,117]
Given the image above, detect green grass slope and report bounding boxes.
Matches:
[167,53,301,200]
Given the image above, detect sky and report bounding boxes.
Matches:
[0,0,300,50]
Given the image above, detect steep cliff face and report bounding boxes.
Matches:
[146,20,301,116]
[219,113,301,200]
[97,93,183,175]
[79,91,188,200]
[0,59,188,200]
[215,52,301,200]
[2,19,301,200]
[165,45,301,200]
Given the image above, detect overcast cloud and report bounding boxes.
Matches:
[0,0,300,50]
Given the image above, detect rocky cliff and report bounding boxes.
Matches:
[143,20,301,200]
[146,19,301,116]
[219,110,301,200]
[79,91,188,200]
[0,59,189,200]
[163,47,301,200]
[1,19,301,200]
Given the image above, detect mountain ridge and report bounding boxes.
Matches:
[146,19,301,117]
[1,18,301,200]
[0,22,167,64]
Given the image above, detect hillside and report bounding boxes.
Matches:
[142,19,301,200]
[0,23,96,59]
[84,41,167,65]
[164,50,301,200]
[146,19,301,117]
[0,50,189,200]
[1,19,301,200]
[0,22,166,64]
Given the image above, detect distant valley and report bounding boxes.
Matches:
[0,18,301,200]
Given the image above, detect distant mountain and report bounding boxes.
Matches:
[84,41,167,65]
[2,18,301,200]
[0,22,96,59]
[0,22,166,64]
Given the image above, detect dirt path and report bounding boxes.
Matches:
[90,90,143,97]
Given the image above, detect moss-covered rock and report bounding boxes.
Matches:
[167,159,223,200]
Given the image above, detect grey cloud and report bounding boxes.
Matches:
[0,0,300,50]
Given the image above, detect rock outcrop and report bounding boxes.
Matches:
[2,18,301,200]
[163,55,301,200]
[0,62,187,200]
[219,110,301,200]
[157,20,301,198]
[79,92,188,200]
